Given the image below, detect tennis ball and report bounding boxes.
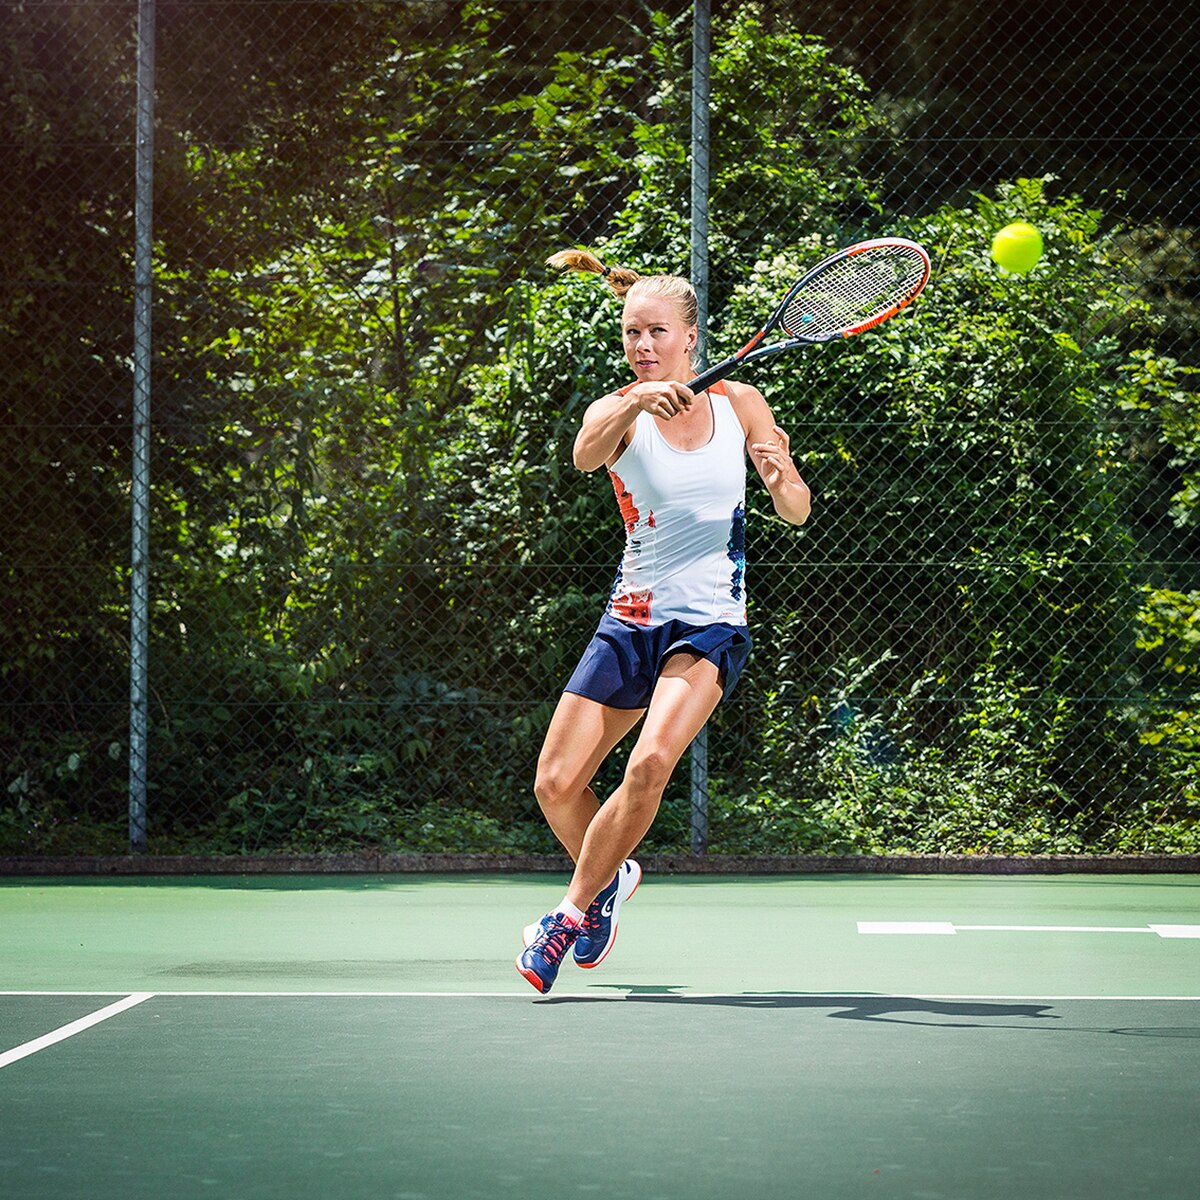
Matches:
[990,222,1044,274]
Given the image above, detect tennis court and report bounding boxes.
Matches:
[2,871,1197,1199]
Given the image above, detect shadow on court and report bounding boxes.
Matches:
[542,990,1059,1021]
[541,990,1200,1039]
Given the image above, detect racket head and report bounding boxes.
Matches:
[778,237,930,341]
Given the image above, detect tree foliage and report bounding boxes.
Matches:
[1,1,1197,855]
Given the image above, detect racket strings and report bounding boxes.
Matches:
[783,246,927,337]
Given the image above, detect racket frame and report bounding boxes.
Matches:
[686,237,930,393]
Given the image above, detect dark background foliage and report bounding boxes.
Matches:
[1,0,1196,856]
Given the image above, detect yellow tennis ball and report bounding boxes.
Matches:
[990,222,1044,274]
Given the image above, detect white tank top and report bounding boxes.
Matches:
[606,381,748,627]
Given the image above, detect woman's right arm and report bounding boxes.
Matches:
[572,382,694,471]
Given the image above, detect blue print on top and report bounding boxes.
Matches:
[726,503,746,601]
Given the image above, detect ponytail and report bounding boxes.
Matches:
[547,248,700,333]
[546,248,641,298]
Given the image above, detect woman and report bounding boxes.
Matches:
[516,249,810,994]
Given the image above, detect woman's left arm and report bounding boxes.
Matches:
[729,383,811,526]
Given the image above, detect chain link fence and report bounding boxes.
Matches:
[3,0,1198,859]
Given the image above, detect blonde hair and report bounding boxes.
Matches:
[547,248,699,329]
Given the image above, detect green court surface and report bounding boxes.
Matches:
[2,872,1198,1199]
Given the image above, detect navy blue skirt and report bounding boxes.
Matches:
[563,614,752,710]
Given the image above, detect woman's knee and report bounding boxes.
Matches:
[533,764,582,813]
[623,744,677,799]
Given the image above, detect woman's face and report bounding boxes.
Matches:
[621,291,696,382]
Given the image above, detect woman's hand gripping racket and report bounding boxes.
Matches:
[687,237,930,392]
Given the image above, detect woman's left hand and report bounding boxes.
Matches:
[749,425,800,490]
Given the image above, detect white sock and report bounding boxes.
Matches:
[554,899,585,925]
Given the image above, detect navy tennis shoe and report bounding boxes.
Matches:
[573,859,642,968]
[515,911,581,994]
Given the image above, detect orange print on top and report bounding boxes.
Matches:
[611,589,652,625]
[609,470,640,534]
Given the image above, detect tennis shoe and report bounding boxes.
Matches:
[515,911,581,995]
[573,859,642,969]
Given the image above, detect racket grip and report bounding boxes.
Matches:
[685,356,738,393]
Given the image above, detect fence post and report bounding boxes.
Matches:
[129,0,156,852]
[688,0,711,856]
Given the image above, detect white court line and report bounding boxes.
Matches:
[958,925,1155,934]
[1,990,1198,1001]
[0,992,154,1070]
[859,921,956,935]
[0,990,543,999]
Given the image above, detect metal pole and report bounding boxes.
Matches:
[688,0,711,856]
[690,0,711,342]
[129,0,156,852]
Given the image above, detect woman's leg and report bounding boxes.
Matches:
[564,651,723,909]
[533,691,644,861]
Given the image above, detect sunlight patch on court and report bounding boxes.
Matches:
[859,922,1200,938]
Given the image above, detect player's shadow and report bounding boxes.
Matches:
[541,989,1061,1027]
[541,989,1200,1038]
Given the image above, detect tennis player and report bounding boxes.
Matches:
[516,249,810,993]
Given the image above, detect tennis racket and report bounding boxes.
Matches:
[687,237,930,392]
